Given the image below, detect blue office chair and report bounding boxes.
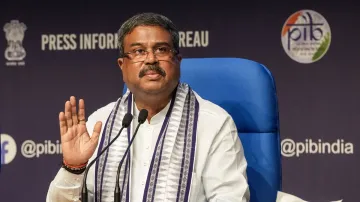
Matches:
[179,58,282,202]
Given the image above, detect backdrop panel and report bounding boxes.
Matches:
[1,1,359,201]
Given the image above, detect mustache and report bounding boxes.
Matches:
[139,65,166,78]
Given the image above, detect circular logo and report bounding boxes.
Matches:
[1,133,17,164]
[281,10,331,64]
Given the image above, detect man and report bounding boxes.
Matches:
[46,12,250,202]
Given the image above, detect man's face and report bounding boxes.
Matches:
[118,25,181,96]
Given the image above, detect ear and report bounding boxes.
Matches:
[175,53,182,63]
[117,58,124,70]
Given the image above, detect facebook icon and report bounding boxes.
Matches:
[1,141,9,164]
[0,134,17,165]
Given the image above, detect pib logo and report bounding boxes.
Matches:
[281,10,331,64]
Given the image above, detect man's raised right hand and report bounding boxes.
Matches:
[59,96,102,166]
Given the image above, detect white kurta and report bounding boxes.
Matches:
[46,92,250,202]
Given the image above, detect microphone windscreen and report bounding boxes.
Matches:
[122,113,133,127]
[138,109,148,124]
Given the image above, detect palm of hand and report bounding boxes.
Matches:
[59,96,102,166]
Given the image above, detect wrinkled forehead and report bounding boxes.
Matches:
[123,26,173,48]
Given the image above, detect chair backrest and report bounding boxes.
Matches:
[122,57,282,202]
[179,58,282,202]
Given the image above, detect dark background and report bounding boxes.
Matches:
[1,1,358,201]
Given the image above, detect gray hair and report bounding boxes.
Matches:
[117,12,180,57]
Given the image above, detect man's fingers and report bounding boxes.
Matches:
[64,101,73,128]
[59,112,67,136]
[90,121,102,145]
[70,96,78,125]
[78,99,86,124]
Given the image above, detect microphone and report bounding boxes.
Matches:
[114,109,148,202]
[81,113,133,202]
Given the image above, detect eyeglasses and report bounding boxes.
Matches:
[122,46,177,62]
